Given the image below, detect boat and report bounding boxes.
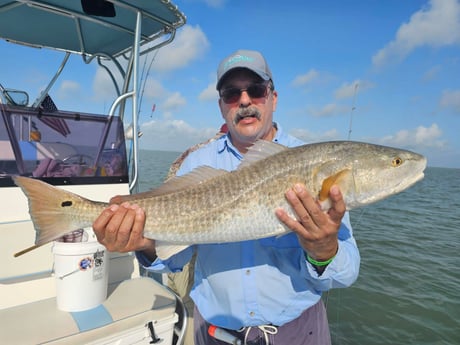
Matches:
[0,1,188,344]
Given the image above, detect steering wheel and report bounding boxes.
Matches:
[61,154,94,166]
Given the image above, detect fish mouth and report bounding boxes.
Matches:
[414,171,425,183]
[396,171,424,193]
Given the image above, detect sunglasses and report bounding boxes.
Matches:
[219,83,271,104]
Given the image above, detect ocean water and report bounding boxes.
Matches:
[138,150,460,345]
[138,150,182,191]
[328,167,460,345]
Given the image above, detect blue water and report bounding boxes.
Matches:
[138,150,181,191]
[328,167,460,345]
[139,150,460,345]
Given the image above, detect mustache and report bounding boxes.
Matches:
[234,107,261,124]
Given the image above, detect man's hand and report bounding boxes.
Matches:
[275,184,345,264]
[92,202,156,260]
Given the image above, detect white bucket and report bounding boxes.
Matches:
[53,240,109,312]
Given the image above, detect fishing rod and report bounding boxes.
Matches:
[347,82,359,140]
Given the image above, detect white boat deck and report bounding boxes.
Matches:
[0,277,178,345]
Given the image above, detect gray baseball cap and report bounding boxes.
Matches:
[216,49,273,90]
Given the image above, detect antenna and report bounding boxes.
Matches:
[347,82,359,140]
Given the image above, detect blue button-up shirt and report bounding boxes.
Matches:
[138,123,360,329]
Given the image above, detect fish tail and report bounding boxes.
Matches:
[13,176,102,249]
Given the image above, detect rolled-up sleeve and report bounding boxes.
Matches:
[136,245,195,273]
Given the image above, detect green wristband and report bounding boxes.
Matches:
[305,253,335,266]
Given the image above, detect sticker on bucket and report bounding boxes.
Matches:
[92,249,106,280]
[79,256,93,270]
[53,241,109,312]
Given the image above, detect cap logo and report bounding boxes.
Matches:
[224,54,254,71]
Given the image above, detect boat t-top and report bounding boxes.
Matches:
[0,1,188,344]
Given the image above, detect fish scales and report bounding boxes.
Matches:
[140,147,311,243]
[138,141,424,244]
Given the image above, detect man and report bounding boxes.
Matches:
[93,49,360,344]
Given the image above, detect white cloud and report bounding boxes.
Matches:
[292,69,320,87]
[56,80,80,99]
[309,103,350,117]
[289,128,341,143]
[380,123,445,148]
[141,78,168,99]
[372,0,460,67]
[184,0,227,8]
[92,66,118,102]
[163,92,186,111]
[440,89,460,112]
[199,82,218,101]
[153,25,210,72]
[140,119,218,152]
[422,65,442,82]
[334,80,374,100]
[90,24,209,103]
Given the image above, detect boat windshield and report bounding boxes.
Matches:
[0,103,128,187]
[0,0,186,192]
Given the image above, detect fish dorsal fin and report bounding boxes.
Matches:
[155,166,228,195]
[238,140,288,169]
[111,166,228,203]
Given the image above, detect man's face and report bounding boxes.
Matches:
[218,69,278,152]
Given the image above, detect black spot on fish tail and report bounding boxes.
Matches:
[61,201,73,207]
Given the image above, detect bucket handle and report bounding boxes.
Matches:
[58,268,80,280]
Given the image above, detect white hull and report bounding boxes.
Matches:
[0,184,182,345]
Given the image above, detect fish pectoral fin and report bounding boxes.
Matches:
[318,169,353,202]
[155,241,191,260]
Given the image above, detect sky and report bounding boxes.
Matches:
[1,0,460,168]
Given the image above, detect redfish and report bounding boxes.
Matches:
[13,140,426,259]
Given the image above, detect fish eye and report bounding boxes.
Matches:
[392,157,403,167]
